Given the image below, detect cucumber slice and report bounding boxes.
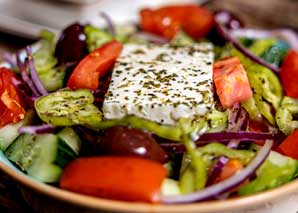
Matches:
[0,111,34,151]
[5,133,77,183]
[57,127,81,155]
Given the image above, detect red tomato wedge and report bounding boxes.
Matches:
[280,50,298,98]
[140,5,214,40]
[67,41,123,90]
[0,67,25,127]
[60,156,167,203]
[276,129,298,159]
[182,6,215,38]
[213,57,253,108]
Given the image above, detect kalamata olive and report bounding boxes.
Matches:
[206,10,244,46]
[100,126,169,163]
[214,10,244,30]
[54,23,88,66]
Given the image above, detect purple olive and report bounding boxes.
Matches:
[214,10,244,30]
[100,126,169,163]
[54,23,88,66]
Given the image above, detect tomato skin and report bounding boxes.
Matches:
[213,57,253,108]
[213,159,248,192]
[67,41,123,90]
[0,68,25,127]
[276,129,298,159]
[140,5,214,40]
[280,50,298,98]
[214,159,243,183]
[182,6,214,38]
[60,156,167,203]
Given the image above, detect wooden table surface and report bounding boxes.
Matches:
[0,0,297,212]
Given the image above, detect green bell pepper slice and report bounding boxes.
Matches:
[231,42,283,125]
[238,148,298,195]
[84,25,113,52]
[35,89,102,128]
[178,119,209,192]
[276,96,298,135]
[198,143,255,165]
[170,31,195,47]
[248,38,276,57]
[95,109,227,141]
[33,30,66,92]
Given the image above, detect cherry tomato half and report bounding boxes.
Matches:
[140,5,214,40]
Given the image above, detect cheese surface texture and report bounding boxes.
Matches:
[103,43,214,125]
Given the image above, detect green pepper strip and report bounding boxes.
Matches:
[231,46,283,125]
[276,96,298,135]
[198,143,255,165]
[239,148,298,195]
[178,119,208,191]
[95,109,227,141]
[84,25,113,52]
[180,166,196,194]
[35,89,102,128]
[95,116,183,141]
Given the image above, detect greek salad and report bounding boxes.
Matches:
[1,4,298,204]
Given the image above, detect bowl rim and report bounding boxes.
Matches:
[1,156,298,213]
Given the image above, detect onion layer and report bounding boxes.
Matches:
[214,14,280,74]
[161,131,278,153]
[25,46,48,96]
[161,140,273,203]
[18,124,55,135]
[100,12,116,37]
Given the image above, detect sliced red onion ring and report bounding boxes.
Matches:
[2,52,17,69]
[230,28,273,39]
[18,124,55,135]
[230,28,298,51]
[214,10,244,30]
[161,140,273,203]
[206,156,229,187]
[12,78,36,107]
[161,131,278,153]
[215,20,280,74]
[206,106,248,186]
[16,51,40,97]
[100,12,116,37]
[25,46,48,96]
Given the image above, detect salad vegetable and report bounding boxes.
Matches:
[277,129,298,159]
[67,40,122,90]
[35,89,102,128]
[0,67,26,127]
[213,57,253,108]
[280,50,298,98]
[60,156,167,203]
[1,3,298,204]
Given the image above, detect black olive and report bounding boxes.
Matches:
[54,23,88,68]
[100,126,169,163]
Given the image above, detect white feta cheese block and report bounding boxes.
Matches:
[103,43,214,126]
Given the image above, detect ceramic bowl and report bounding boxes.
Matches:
[1,150,298,212]
[1,1,298,211]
